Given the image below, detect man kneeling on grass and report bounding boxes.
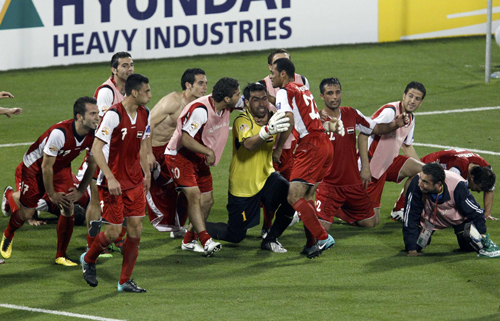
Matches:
[403,163,500,258]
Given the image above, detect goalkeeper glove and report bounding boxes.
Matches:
[259,112,290,140]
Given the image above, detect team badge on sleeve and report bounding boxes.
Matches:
[239,124,250,132]
[49,145,59,153]
[191,121,200,130]
[276,102,281,110]
[101,127,111,136]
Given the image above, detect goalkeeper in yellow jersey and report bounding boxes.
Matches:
[206,82,294,252]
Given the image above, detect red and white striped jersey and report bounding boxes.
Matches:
[275,82,324,140]
[95,103,150,190]
[23,119,94,173]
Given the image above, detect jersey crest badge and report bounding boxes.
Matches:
[49,145,59,153]
[191,121,200,130]
[101,127,110,136]
[239,124,250,132]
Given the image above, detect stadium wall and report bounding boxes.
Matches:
[0,0,499,71]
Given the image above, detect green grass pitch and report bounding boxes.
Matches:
[0,36,499,320]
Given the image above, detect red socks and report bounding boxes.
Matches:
[85,232,112,264]
[197,230,210,247]
[4,211,25,239]
[120,236,140,284]
[293,198,328,241]
[5,189,19,212]
[183,230,198,244]
[394,192,405,211]
[56,215,74,258]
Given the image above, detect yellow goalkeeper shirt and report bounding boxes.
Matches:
[229,110,275,197]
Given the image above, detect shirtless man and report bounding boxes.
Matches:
[147,69,207,242]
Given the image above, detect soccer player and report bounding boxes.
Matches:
[259,49,308,235]
[2,163,89,227]
[403,163,500,258]
[165,77,241,257]
[83,51,135,255]
[0,97,99,266]
[270,58,343,259]
[147,69,207,238]
[80,74,151,292]
[316,77,408,231]
[205,82,293,252]
[391,149,497,221]
[358,81,426,220]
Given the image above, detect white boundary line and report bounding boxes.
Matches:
[412,143,500,156]
[413,106,500,115]
[0,304,126,321]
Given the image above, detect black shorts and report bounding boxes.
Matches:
[227,172,289,230]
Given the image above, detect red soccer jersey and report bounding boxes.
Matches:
[421,149,490,179]
[323,107,375,185]
[23,119,95,174]
[275,82,324,140]
[96,103,150,191]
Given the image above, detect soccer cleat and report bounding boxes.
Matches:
[478,234,500,258]
[1,234,13,259]
[86,247,113,259]
[99,250,113,258]
[390,209,404,222]
[118,279,146,293]
[261,239,287,253]
[261,228,270,239]
[181,240,204,252]
[300,245,314,256]
[203,238,222,257]
[170,227,187,239]
[2,186,13,217]
[80,252,98,287]
[288,211,301,227]
[108,240,124,254]
[55,256,78,267]
[307,234,335,259]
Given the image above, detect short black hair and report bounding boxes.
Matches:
[267,49,290,64]
[319,77,342,94]
[243,82,267,101]
[471,166,496,192]
[125,74,149,96]
[274,58,295,79]
[405,81,426,99]
[111,51,132,69]
[212,77,239,103]
[73,97,97,120]
[181,68,206,91]
[422,163,445,184]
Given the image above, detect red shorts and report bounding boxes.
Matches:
[316,182,375,224]
[19,164,74,209]
[366,155,410,208]
[273,140,296,181]
[99,184,146,225]
[164,153,213,193]
[290,133,333,185]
